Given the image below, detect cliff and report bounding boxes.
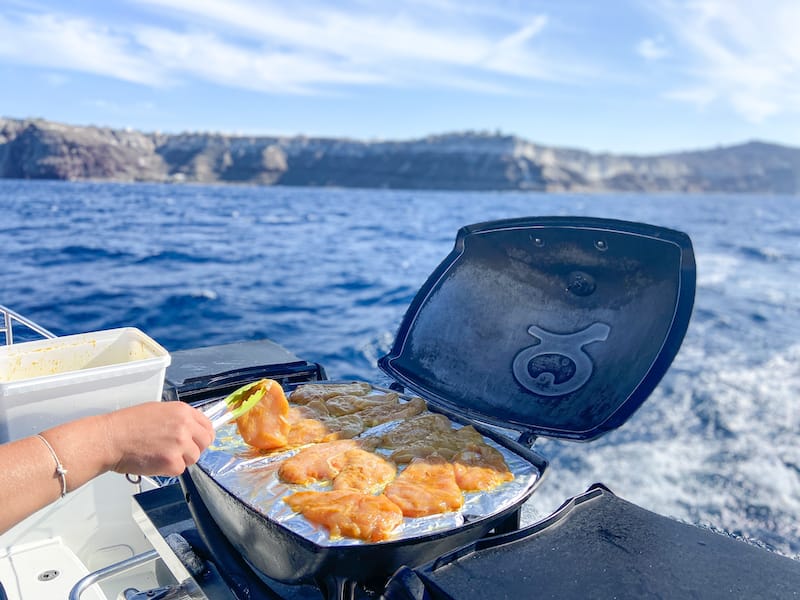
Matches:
[2,117,799,193]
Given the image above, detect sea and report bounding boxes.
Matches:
[1,179,799,558]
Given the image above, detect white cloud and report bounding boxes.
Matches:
[133,27,383,95]
[148,0,615,86]
[636,36,669,60]
[133,0,522,69]
[0,12,167,86]
[0,1,576,97]
[480,15,553,79]
[649,0,800,122]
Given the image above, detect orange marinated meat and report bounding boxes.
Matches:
[332,449,397,493]
[357,396,427,428]
[452,444,514,492]
[289,382,372,405]
[325,392,399,416]
[285,408,366,447]
[286,417,333,446]
[388,424,485,464]
[284,490,403,542]
[235,379,290,450]
[278,440,358,485]
[380,412,453,448]
[286,405,317,429]
[286,404,331,445]
[287,403,327,421]
[383,456,463,518]
[321,414,364,439]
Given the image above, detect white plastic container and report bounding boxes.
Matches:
[0,328,171,443]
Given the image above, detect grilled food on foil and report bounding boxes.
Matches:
[289,381,373,404]
[332,449,397,493]
[284,489,404,542]
[217,380,516,542]
[452,444,515,491]
[383,456,465,517]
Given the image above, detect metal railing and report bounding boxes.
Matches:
[0,304,55,345]
[68,550,160,600]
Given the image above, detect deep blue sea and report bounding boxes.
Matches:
[2,180,799,558]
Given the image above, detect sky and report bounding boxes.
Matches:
[1,0,799,155]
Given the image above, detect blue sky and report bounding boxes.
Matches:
[1,0,799,154]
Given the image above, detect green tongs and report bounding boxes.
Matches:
[203,379,266,429]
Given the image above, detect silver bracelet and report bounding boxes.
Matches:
[35,434,68,498]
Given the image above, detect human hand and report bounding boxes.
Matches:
[103,401,215,477]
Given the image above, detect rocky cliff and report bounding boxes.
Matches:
[2,117,798,193]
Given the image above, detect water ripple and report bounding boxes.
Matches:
[1,180,799,557]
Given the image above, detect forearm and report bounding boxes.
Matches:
[0,401,214,534]
[0,414,116,533]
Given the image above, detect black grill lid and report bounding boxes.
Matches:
[378,217,695,440]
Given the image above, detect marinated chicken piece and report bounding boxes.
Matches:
[302,399,330,417]
[288,402,334,425]
[357,396,427,428]
[285,395,362,446]
[278,440,359,485]
[288,405,316,422]
[286,404,337,446]
[235,379,290,450]
[452,444,514,492]
[388,425,485,464]
[290,382,372,405]
[454,425,485,443]
[284,490,403,542]
[332,449,397,493]
[321,413,364,439]
[325,392,399,416]
[384,456,464,517]
[285,411,366,446]
[286,417,333,446]
[389,444,455,464]
[380,412,453,448]
[278,439,381,485]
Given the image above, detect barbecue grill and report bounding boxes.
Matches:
[130,216,699,600]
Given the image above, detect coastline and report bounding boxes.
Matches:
[2,117,799,194]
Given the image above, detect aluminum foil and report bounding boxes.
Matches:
[197,389,542,547]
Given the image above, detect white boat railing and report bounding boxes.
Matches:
[0,305,55,345]
[69,550,160,600]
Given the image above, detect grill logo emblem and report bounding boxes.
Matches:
[512,323,610,396]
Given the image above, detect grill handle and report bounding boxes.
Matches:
[68,550,159,600]
[318,573,358,600]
